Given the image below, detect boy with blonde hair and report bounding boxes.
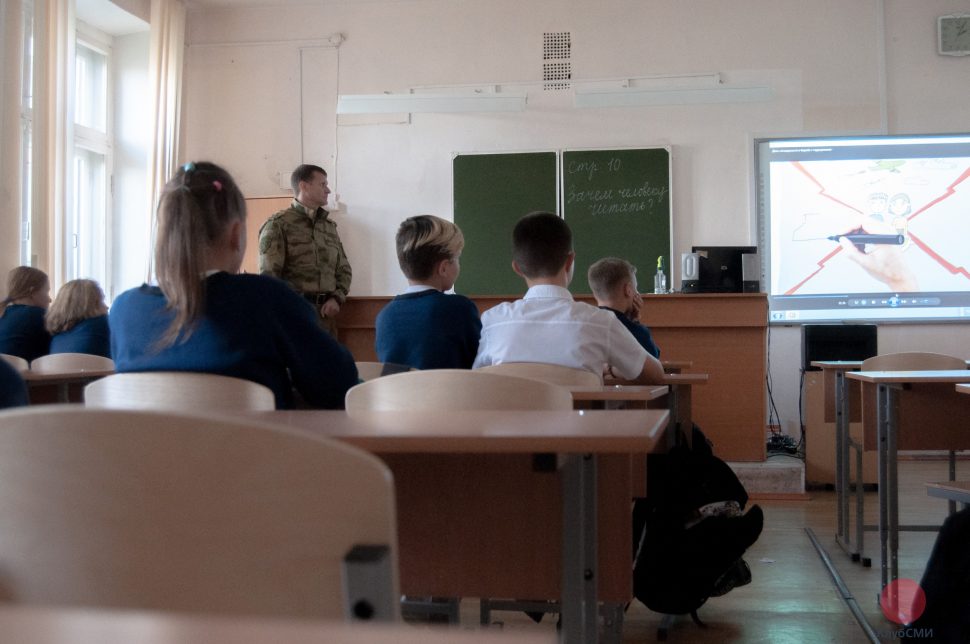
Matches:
[588,257,661,359]
[375,215,481,369]
[473,212,664,384]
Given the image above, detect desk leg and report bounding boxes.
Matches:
[876,383,901,591]
[886,386,899,587]
[561,453,598,644]
[834,370,848,552]
[666,384,692,449]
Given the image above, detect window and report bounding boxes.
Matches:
[71,33,112,288]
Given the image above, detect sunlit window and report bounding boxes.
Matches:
[71,35,111,288]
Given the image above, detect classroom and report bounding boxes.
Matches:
[1,0,969,642]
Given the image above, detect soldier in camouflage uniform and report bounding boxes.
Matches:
[258,164,352,337]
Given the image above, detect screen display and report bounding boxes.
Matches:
[756,133,970,323]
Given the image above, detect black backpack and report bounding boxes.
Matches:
[906,507,970,642]
[632,424,763,618]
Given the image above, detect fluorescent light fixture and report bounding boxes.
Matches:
[337,92,527,114]
[574,85,772,108]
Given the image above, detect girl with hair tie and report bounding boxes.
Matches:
[109,161,358,408]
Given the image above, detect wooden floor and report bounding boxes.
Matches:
[435,458,967,643]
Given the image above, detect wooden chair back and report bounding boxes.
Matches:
[84,372,276,411]
[0,406,398,619]
[861,351,965,371]
[30,353,114,374]
[345,369,573,411]
[1,354,29,374]
[478,362,602,387]
[355,361,415,382]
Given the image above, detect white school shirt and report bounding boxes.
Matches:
[472,284,649,379]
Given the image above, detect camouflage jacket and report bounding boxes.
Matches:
[257,200,352,303]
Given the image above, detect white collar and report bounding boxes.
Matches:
[523,284,573,299]
[402,284,438,295]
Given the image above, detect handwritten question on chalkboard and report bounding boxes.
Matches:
[565,157,669,216]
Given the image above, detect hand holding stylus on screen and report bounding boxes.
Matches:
[834,218,919,292]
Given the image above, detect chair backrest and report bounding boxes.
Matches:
[0,354,28,374]
[84,372,276,411]
[355,361,415,382]
[345,369,573,411]
[861,351,966,372]
[0,406,398,619]
[30,353,114,374]
[478,362,603,387]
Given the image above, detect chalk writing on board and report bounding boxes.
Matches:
[565,181,669,216]
[564,156,669,216]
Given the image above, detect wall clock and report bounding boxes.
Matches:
[939,14,970,56]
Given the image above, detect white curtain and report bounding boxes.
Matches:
[145,0,185,281]
[0,0,25,281]
[31,0,75,288]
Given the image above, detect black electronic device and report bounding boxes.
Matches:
[801,324,878,371]
[690,246,758,293]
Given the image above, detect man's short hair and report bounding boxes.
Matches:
[512,211,572,278]
[588,257,637,300]
[291,164,327,195]
[396,215,464,280]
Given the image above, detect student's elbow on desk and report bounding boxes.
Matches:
[635,354,666,385]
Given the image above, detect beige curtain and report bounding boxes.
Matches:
[30,0,74,288]
[0,0,25,282]
[145,0,185,281]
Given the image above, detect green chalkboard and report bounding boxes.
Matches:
[453,152,558,295]
[562,148,671,294]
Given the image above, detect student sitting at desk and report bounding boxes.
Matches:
[375,215,481,369]
[472,211,664,384]
[109,161,358,409]
[0,358,28,409]
[0,266,52,362]
[46,279,111,358]
[588,257,661,359]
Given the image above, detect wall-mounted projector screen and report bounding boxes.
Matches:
[756,133,970,323]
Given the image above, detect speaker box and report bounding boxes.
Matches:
[742,252,760,293]
[802,324,878,372]
[681,252,700,293]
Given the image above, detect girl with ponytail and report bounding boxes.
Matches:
[109,161,358,408]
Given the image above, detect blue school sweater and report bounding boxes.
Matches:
[50,315,111,358]
[0,304,51,361]
[109,272,359,409]
[600,307,661,359]
[0,358,28,408]
[375,288,482,369]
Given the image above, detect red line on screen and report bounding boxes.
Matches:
[909,233,970,281]
[907,166,970,222]
[784,246,843,295]
[792,162,864,214]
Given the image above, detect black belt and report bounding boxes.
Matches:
[302,292,334,306]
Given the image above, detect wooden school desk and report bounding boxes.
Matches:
[24,367,115,403]
[602,373,707,449]
[0,605,555,644]
[846,370,970,589]
[240,408,669,644]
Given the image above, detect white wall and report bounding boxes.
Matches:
[182,0,970,438]
[110,30,150,299]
